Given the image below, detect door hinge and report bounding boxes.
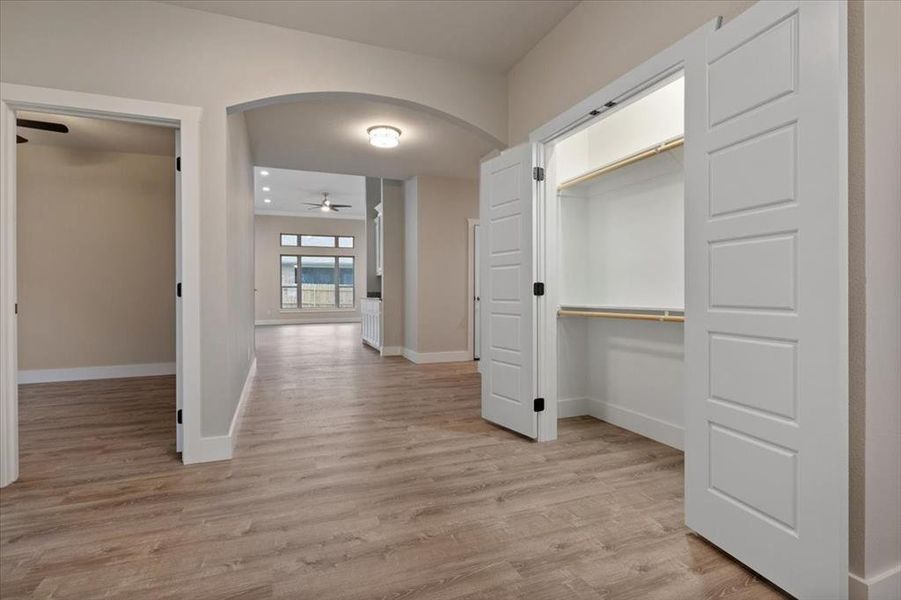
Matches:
[176,282,182,298]
[532,166,545,181]
[176,156,181,172]
[534,398,545,412]
[533,282,545,296]
[14,303,17,315]
[177,409,183,425]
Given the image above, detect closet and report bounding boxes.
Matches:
[478,2,848,597]
[554,75,686,449]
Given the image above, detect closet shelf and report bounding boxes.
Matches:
[557,136,684,191]
[558,305,685,323]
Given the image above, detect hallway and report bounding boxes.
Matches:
[1,324,785,599]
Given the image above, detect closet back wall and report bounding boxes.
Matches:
[17,143,175,375]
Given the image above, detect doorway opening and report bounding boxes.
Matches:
[0,84,203,485]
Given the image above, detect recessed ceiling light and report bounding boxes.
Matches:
[264,198,271,203]
[262,186,270,192]
[367,125,401,149]
[260,170,270,176]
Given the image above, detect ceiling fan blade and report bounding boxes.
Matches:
[329,206,339,211]
[303,203,323,207]
[17,135,28,144]
[17,118,69,134]
[329,204,353,208]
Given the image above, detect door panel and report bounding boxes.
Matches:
[684,1,847,598]
[175,130,183,454]
[479,144,537,438]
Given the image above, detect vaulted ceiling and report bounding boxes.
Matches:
[161,0,579,72]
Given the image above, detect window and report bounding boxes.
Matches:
[280,255,355,309]
[279,234,355,248]
[300,235,335,248]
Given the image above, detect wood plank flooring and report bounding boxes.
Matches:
[1,323,788,599]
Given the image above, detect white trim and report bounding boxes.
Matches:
[0,83,203,483]
[531,20,719,446]
[229,357,256,442]
[255,316,361,326]
[557,397,590,418]
[466,217,480,361]
[184,357,256,465]
[587,399,683,451]
[850,565,901,600]
[402,348,471,364]
[18,362,176,384]
[380,345,403,357]
[557,397,683,451]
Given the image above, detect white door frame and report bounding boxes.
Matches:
[466,217,480,361]
[0,82,203,486]
[528,18,720,443]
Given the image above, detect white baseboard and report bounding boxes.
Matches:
[587,398,683,450]
[558,397,590,418]
[255,316,360,325]
[850,565,901,600]
[381,345,403,356]
[558,397,684,450]
[184,356,256,464]
[402,348,472,364]
[18,362,176,384]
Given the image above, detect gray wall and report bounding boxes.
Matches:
[380,179,405,351]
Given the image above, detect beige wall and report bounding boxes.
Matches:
[0,0,507,437]
[403,178,419,351]
[254,215,366,324]
[17,144,174,371]
[506,0,754,144]
[380,180,405,351]
[224,112,256,435]
[405,175,479,355]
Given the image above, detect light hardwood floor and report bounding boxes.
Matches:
[1,323,788,599]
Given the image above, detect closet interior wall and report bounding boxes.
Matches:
[553,76,686,449]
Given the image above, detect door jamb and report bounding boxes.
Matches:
[526,19,720,443]
[466,217,480,362]
[0,83,203,486]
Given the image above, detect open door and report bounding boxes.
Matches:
[473,223,481,361]
[479,144,539,438]
[174,129,183,454]
[684,1,848,598]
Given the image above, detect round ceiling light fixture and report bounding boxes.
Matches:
[367,125,401,149]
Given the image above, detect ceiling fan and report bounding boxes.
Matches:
[304,192,352,213]
[16,118,70,144]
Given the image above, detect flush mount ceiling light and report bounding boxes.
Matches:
[367,125,401,149]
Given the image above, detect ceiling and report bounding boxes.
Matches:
[255,168,366,220]
[244,95,500,180]
[16,111,175,156]
[161,0,579,72]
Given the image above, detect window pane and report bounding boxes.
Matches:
[300,235,336,248]
[280,256,298,285]
[301,256,337,308]
[338,257,354,308]
[281,287,298,309]
[280,234,298,247]
[337,236,354,248]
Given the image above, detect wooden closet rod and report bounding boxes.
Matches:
[557,136,684,191]
[558,309,685,323]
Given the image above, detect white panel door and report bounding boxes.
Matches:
[479,144,537,438]
[684,1,847,598]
